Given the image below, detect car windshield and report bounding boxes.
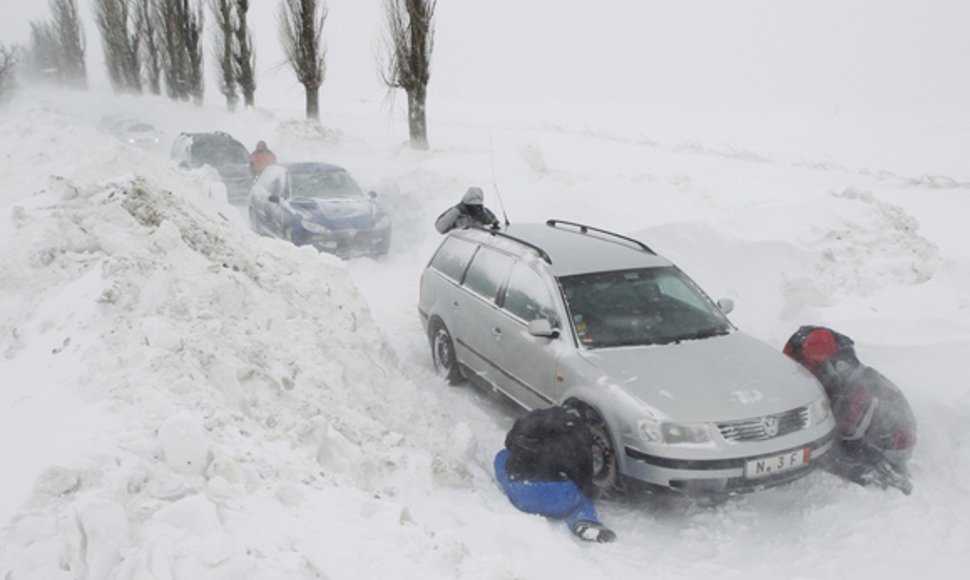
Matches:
[289,169,365,200]
[127,124,156,133]
[560,266,732,348]
[192,137,248,166]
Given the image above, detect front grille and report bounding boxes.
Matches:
[717,407,809,441]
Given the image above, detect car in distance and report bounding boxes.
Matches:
[248,162,391,258]
[171,131,252,204]
[99,116,163,150]
[418,220,836,495]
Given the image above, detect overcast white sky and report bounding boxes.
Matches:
[3,0,969,117]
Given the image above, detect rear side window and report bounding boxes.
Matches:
[463,247,514,301]
[503,262,556,322]
[429,236,477,282]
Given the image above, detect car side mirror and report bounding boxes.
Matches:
[717,298,734,315]
[268,194,279,203]
[368,190,378,199]
[528,319,559,339]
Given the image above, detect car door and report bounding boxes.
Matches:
[453,246,515,389]
[257,166,289,237]
[492,261,565,409]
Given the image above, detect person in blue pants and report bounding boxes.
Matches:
[494,406,616,543]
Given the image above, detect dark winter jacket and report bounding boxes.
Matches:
[783,325,917,467]
[435,187,500,233]
[504,406,596,498]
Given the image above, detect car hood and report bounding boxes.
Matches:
[288,197,385,229]
[577,331,823,423]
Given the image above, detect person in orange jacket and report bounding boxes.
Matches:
[249,141,277,177]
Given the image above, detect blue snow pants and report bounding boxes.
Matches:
[493,448,601,532]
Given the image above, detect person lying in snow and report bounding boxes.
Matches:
[434,186,500,234]
[494,405,616,543]
[783,325,917,494]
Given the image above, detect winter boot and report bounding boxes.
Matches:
[573,520,616,543]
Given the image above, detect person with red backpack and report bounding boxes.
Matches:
[494,405,616,543]
[783,325,916,494]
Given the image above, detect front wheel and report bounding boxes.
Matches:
[429,319,463,385]
[574,405,620,497]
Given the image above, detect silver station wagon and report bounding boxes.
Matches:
[418,220,837,495]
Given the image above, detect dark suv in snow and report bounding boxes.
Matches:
[171,131,252,204]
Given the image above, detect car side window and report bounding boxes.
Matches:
[463,247,514,302]
[429,236,477,282]
[503,263,556,323]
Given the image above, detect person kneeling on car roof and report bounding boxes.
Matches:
[783,325,917,494]
[494,405,616,543]
[434,186,500,233]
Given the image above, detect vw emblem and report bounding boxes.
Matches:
[761,415,780,437]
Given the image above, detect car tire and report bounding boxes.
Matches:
[429,319,463,386]
[569,402,621,497]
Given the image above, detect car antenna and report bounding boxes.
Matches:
[489,129,511,227]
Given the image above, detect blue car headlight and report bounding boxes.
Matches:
[300,219,332,235]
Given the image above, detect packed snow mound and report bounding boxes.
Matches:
[0,171,472,578]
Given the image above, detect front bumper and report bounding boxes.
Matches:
[622,429,837,494]
[299,228,391,258]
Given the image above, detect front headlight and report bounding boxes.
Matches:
[375,214,391,230]
[662,422,713,444]
[809,395,831,425]
[301,219,332,234]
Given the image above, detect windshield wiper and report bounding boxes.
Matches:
[669,327,731,343]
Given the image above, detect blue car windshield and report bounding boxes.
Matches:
[290,170,365,200]
[560,266,732,348]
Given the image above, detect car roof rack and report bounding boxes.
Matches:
[467,225,553,264]
[545,219,656,254]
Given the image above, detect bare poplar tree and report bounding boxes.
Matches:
[27,21,61,82]
[138,0,162,94]
[380,0,436,150]
[93,0,143,93]
[209,0,237,110]
[183,1,205,104]
[234,0,256,108]
[22,1,87,88]
[279,0,327,120]
[0,44,17,99]
[50,0,87,88]
[158,0,204,103]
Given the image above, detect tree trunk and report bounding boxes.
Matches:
[305,84,319,120]
[407,84,428,150]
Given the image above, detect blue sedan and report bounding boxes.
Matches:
[248,162,392,258]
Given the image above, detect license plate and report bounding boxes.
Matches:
[745,448,810,479]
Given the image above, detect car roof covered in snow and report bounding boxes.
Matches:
[283,162,347,174]
[453,221,672,277]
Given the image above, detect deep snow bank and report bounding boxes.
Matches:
[0,100,477,578]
